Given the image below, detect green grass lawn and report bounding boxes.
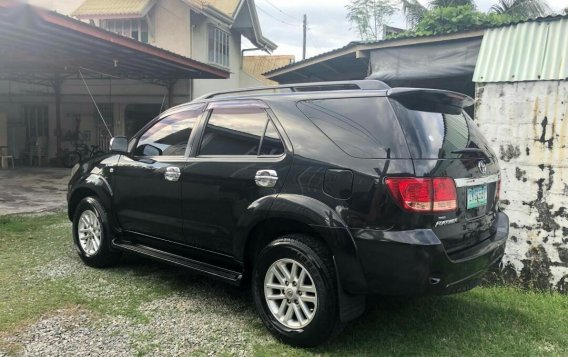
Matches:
[1,212,567,356]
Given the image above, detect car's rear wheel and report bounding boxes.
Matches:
[72,197,121,268]
[252,234,342,347]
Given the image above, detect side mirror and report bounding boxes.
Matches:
[110,137,128,153]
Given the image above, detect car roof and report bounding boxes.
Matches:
[160,80,474,118]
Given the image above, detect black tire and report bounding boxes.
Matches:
[252,234,342,347]
[72,197,121,268]
[63,151,81,168]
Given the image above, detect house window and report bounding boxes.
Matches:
[101,19,149,43]
[208,26,230,68]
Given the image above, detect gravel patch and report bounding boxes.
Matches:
[4,309,133,357]
[131,292,272,356]
[3,288,272,357]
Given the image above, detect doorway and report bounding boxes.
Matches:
[124,104,162,138]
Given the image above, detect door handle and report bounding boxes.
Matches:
[165,167,181,182]
[255,170,278,188]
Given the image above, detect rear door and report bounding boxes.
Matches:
[113,105,203,244]
[389,94,500,253]
[181,101,292,255]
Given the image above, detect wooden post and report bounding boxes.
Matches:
[53,76,63,161]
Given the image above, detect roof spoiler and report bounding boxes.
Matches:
[387,88,474,114]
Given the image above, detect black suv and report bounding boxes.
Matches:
[67,80,509,347]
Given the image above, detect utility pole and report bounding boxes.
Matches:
[302,14,307,60]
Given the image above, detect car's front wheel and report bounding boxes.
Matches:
[252,234,342,347]
[72,197,121,268]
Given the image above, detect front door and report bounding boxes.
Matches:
[181,101,292,254]
[113,105,203,243]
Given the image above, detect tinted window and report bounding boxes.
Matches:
[199,107,268,156]
[389,100,495,159]
[135,109,200,156]
[260,121,285,156]
[297,97,408,159]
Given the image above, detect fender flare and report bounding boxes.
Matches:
[68,173,113,224]
[234,194,368,294]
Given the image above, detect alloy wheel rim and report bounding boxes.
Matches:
[78,209,102,257]
[264,258,318,329]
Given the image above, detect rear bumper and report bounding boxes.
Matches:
[350,212,509,296]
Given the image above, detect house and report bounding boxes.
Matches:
[0,0,276,164]
[65,0,277,97]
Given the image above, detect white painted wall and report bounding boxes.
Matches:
[151,0,192,57]
[475,81,568,292]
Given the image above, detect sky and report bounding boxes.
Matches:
[248,0,568,60]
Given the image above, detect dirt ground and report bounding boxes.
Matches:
[0,168,70,215]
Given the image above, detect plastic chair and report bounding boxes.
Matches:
[0,146,14,169]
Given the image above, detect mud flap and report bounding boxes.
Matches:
[334,258,365,322]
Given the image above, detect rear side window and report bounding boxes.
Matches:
[297,97,409,159]
[389,100,494,159]
[199,107,285,156]
[260,121,285,156]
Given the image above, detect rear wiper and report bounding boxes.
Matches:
[451,148,491,162]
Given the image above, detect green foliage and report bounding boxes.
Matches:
[391,5,517,38]
[346,0,399,41]
[491,0,551,18]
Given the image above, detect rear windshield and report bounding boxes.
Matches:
[297,97,409,159]
[389,99,495,159]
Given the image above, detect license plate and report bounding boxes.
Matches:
[467,185,488,209]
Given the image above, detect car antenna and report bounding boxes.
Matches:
[78,69,113,137]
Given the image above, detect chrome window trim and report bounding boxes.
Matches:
[454,174,500,188]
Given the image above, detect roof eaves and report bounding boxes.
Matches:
[23,4,230,79]
[229,0,276,52]
[263,42,362,78]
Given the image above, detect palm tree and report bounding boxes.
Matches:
[401,0,551,28]
[401,0,475,27]
[490,0,551,18]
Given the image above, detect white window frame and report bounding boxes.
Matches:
[208,26,230,68]
[101,18,149,43]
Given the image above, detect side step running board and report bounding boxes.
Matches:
[112,240,242,285]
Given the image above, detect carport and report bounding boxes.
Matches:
[0,2,228,164]
[264,31,484,106]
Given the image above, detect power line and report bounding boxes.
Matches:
[260,0,303,23]
[307,27,324,54]
[256,5,302,27]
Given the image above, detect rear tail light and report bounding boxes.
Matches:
[385,177,457,213]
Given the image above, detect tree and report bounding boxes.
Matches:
[346,0,399,41]
[408,5,515,37]
[401,0,475,27]
[401,0,551,29]
[490,0,551,18]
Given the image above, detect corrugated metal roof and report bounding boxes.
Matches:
[72,0,156,19]
[473,18,568,82]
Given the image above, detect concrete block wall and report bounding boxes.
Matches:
[475,81,568,292]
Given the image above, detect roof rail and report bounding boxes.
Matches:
[196,80,390,100]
